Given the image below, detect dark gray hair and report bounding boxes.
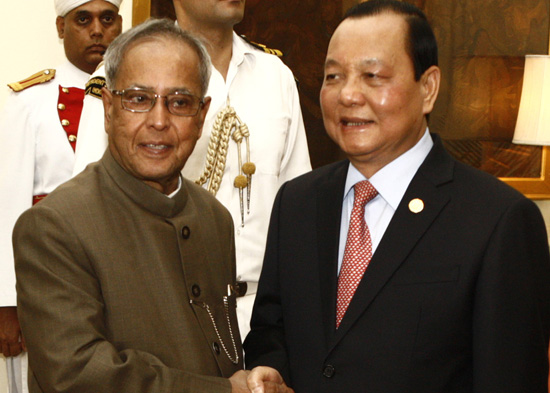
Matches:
[104,18,211,96]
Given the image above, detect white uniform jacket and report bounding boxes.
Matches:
[0,61,89,306]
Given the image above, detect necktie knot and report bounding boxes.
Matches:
[353,180,378,207]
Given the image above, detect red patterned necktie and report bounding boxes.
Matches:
[336,180,378,328]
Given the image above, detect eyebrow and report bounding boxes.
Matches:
[359,58,385,67]
[126,85,194,95]
[324,58,385,68]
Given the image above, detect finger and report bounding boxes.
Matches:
[7,341,23,357]
[247,372,265,393]
[0,340,8,357]
[258,382,294,393]
[1,339,22,357]
[21,333,27,352]
[247,367,285,393]
[250,366,284,383]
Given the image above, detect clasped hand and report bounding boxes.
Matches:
[230,367,294,393]
[0,306,26,357]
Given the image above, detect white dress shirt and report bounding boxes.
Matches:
[338,129,434,273]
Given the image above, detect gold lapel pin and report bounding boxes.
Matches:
[408,198,424,214]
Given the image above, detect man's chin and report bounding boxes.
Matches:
[85,54,105,71]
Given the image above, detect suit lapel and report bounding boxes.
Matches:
[316,161,349,344]
[331,135,455,346]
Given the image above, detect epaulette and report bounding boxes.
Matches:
[8,69,56,92]
[240,35,283,57]
[85,76,106,99]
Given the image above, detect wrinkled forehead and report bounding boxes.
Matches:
[117,38,201,89]
[326,13,410,64]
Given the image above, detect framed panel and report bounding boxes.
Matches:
[132,0,150,25]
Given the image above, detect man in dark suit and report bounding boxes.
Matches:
[244,1,550,392]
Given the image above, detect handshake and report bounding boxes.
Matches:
[230,367,294,393]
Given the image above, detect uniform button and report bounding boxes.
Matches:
[322,365,335,378]
[61,119,70,127]
[181,226,190,239]
[68,135,77,142]
[62,87,70,94]
[191,284,201,297]
[57,103,66,110]
[212,342,220,355]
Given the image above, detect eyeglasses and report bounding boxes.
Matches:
[111,87,204,117]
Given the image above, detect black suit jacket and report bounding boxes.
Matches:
[245,135,550,393]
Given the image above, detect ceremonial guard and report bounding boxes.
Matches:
[0,1,122,392]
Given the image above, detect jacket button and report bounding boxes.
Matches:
[322,364,335,378]
[181,226,190,239]
[191,284,201,297]
[212,342,220,355]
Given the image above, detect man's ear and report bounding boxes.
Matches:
[115,15,123,35]
[102,87,113,136]
[56,16,65,39]
[421,65,441,115]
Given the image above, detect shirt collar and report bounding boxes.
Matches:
[231,32,257,69]
[57,60,91,87]
[344,129,433,210]
[167,176,183,198]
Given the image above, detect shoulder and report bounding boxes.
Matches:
[422,135,526,208]
[453,159,525,205]
[7,69,56,93]
[183,179,233,223]
[238,35,289,71]
[85,63,106,99]
[280,160,347,197]
[237,35,297,86]
[32,163,103,214]
[239,35,283,58]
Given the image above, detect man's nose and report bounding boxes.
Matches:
[90,18,104,37]
[147,97,171,131]
[339,79,367,107]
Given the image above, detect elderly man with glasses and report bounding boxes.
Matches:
[12,19,291,393]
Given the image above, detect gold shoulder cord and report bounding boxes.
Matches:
[195,99,256,227]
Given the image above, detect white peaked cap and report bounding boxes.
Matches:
[55,0,122,17]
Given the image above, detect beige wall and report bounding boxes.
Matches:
[0,1,133,391]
